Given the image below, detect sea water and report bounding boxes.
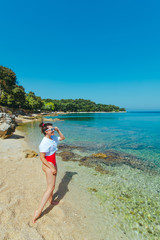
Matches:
[19,112,160,239]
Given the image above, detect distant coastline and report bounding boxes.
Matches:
[57,111,127,114]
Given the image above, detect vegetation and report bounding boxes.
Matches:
[25,91,43,110]
[0,66,44,111]
[43,98,126,112]
[0,66,126,113]
[42,101,55,111]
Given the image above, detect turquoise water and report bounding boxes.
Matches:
[19,112,160,239]
[45,112,160,168]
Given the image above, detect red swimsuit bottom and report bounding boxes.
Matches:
[45,152,56,166]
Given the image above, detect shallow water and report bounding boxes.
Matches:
[18,112,160,239]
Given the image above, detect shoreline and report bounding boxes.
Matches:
[0,128,128,240]
[15,111,126,124]
[55,111,127,114]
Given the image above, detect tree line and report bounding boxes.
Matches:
[0,66,125,112]
[44,98,125,112]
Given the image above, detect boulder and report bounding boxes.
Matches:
[0,113,16,139]
[23,149,38,158]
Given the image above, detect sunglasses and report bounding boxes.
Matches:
[46,127,55,132]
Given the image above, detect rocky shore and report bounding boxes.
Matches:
[0,113,16,138]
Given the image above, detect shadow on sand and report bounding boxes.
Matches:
[40,171,77,218]
[8,134,25,139]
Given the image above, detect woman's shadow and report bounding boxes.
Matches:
[40,171,77,218]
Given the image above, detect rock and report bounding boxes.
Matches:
[88,187,98,192]
[92,153,107,158]
[58,151,75,161]
[23,149,38,158]
[95,165,111,174]
[44,118,63,122]
[0,113,16,139]
[57,147,157,174]
[58,144,85,150]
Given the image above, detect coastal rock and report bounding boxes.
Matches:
[79,150,156,173]
[58,151,76,161]
[58,143,85,150]
[23,149,38,158]
[0,113,16,139]
[92,153,107,158]
[79,156,99,168]
[95,165,111,174]
[58,145,157,174]
[80,152,124,167]
[44,118,63,122]
[15,114,43,123]
[79,156,113,173]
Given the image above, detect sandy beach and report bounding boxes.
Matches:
[0,129,129,240]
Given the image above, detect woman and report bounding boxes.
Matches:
[32,122,65,223]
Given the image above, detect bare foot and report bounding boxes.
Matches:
[50,200,59,205]
[32,210,41,223]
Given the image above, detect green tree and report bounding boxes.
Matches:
[42,101,55,111]
[25,92,43,111]
[119,108,126,111]
[0,66,17,97]
[0,91,8,106]
[7,93,15,107]
[12,85,26,108]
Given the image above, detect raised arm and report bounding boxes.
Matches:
[54,127,65,141]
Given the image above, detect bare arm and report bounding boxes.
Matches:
[54,127,65,141]
[40,152,56,174]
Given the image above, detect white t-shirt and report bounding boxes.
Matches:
[39,135,60,156]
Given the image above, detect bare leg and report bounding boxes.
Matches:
[48,165,58,204]
[32,164,56,223]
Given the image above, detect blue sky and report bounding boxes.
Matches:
[0,0,160,110]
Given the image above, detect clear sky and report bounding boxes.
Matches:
[0,0,160,110]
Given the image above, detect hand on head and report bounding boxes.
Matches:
[54,127,59,132]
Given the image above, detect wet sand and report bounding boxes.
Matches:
[0,129,128,240]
